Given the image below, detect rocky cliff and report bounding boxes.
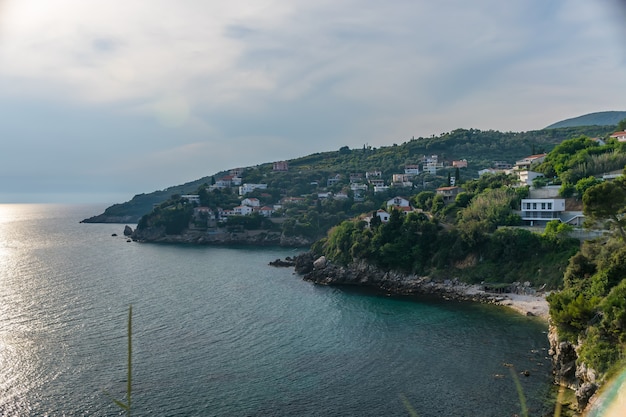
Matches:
[548,324,599,412]
[130,226,313,247]
[293,252,497,303]
[81,214,140,223]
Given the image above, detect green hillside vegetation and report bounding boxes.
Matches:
[533,133,626,197]
[545,111,626,129]
[87,124,614,223]
[312,174,579,287]
[132,125,617,241]
[547,175,626,378]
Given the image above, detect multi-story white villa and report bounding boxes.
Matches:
[520,198,565,226]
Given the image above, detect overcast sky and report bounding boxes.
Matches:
[1,0,625,204]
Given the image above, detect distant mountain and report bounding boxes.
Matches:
[546,111,626,129]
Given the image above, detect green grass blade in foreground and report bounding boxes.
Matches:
[105,306,132,416]
[399,393,419,417]
[509,367,528,417]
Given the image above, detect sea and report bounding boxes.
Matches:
[0,204,557,416]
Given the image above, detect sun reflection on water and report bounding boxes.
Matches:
[0,204,46,414]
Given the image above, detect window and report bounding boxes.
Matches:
[548,203,552,210]
[532,203,537,210]
[541,203,546,210]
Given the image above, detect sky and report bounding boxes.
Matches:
[1,0,625,204]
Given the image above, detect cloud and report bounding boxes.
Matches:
[0,0,625,202]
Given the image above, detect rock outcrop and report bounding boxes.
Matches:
[131,226,313,247]
[548,323,599,411]
[292,252,495,303]
[81,214,140,223]
[123,225,133,236]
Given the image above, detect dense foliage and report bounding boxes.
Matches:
[534,135,626,197]
[313,180,579,286]
[548,174,626,376]
[548,237,626,374]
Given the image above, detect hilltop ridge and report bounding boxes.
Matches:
[83,123,617,224]
[546,110,626,129]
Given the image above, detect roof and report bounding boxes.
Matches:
[610,131,626,137]
[523,153,547,160]
[436,186,459,191]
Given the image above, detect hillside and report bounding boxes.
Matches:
[82,124,616,223]
[546,111,626,129]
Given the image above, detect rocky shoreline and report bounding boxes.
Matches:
[129,225,314,247]
[289,251,549,318]
[283,251,600,413]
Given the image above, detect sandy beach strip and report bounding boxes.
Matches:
[458,284,550,320]
[494,293,550,321]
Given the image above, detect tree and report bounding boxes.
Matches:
[454,167,460,185]
[575,176,602,197]
[617,118,626,132]
[583,180,626,239]
[413,191,435,210]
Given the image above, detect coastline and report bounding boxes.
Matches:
[492,291,550,321]
[288,252,551,321]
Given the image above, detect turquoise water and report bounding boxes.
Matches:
[0,204,554,416]
[585,367,626,417]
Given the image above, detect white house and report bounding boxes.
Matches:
[327,174,342,187]
[373,185,390,193]
[404,165,420,175]
[387,196,411,208]
[515,154,547,170]
[350,183,368,191]
[423,155,443,174]
[520,198,565,226]
[258,206,274,217]
[239,183,268,195]
[241,198,260,207]
[181,195,200,205]
[517,170,544,186]
[233,205,254,216]
[365,209,390,224]
[610,131,626,142]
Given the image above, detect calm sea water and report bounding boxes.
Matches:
[0,204,555,416]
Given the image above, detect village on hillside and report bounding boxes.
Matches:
[176,128,626,238]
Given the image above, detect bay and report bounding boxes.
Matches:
[0,204,554,416]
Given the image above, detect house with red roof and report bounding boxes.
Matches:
[436,186,462,204]
[515,154,547,170]
[610,131,626,142]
